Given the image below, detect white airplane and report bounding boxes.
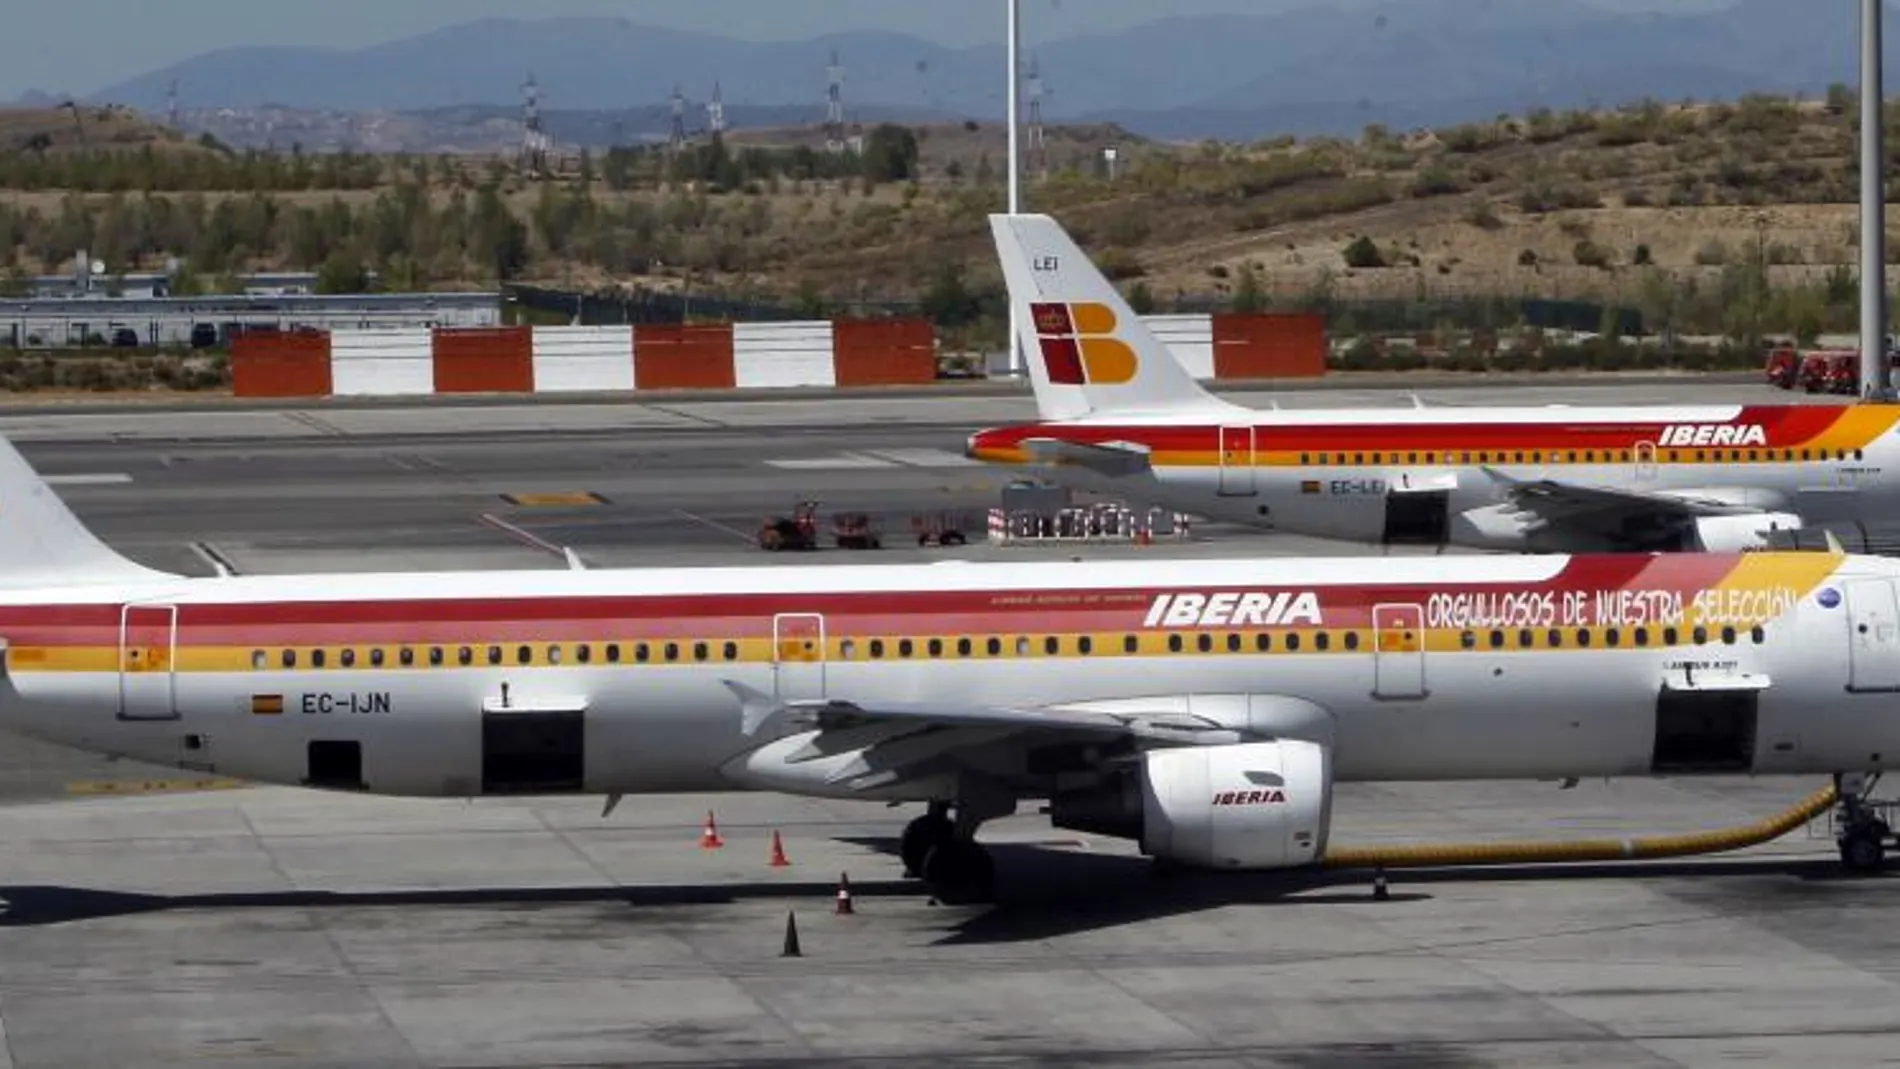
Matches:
[0,437,1896,902]
[968,214,1900,553]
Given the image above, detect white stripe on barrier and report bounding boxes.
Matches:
[530,326,635,393]
[733,321,837,389]
[330,329,434,397]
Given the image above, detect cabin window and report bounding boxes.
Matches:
[1286,633,1302,651]
[1016,637,1031,657]
[281,649,297,668]
[429,647,444,666]
[870,639,886,659]
[1634,628,1650,647]
[1752,626,1765,644]
[487,646,502,666]
[1042,636,1058,656]
[664,643,679,662]
[1315,632,1332,651]
[547,645,562,665]
[1460,630,1476,649]
[1124,635,1140,654]
[840,639,856,660]
[988,637,1003,656]
[251,650,267,670]
[899,639,915,658]
[340,649,356,668]
[312,649,326,668]
[517,645,532,665]
[693,642,708,662]
[1344,631,1361,651]
[1195,634,1212,653]
[399,648,415,667]
[720,642,737,662]
[1692,626,1708,645]
[1517,629,1533,649]
[1721,626,1737,645]
[1488,630,1504,650]
[1605,628,1621,648]
[1168,635,1184,653]
[606,643,622,664]
[1407,452,1419,464]
[1531,451,1542,463]
[1080,636,1095,655]
[458,646,474,666]
[576,644,591,665]
[1300,453,1310,464]
[1575,629,1592,647]
[1663,627,1678,645]
[1353,452,1364,465]
[1255,633,1271,652]
[927,638,943,658]
[1227,633,1242,653]
[1547,629,1563,648]
[369,649,385,668]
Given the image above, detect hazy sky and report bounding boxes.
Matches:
[4,0,1731,99]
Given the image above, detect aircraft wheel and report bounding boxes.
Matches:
[900,813,954,877]
[1840,828,1887,874]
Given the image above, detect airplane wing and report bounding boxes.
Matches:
[1017,437,1153,477]
[724,682,1243,791]
[1478,468,1778,539]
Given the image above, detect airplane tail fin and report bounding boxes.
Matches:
[0,436,172,589]
[991,213,1237,421]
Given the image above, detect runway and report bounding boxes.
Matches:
[0,377,1894,1068]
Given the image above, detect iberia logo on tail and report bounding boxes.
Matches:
[1032,302,1140,385]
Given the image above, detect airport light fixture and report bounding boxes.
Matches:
[1864,0,1891,399]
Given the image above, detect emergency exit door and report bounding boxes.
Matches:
[118,603,180,721]
[772,613,827,702]
[1219,425,1256,496]
[1372,604,1427,699]
[1845,580,1900,692]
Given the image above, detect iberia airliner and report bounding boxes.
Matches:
[0,436,1896,901]
[968,214,1900,553]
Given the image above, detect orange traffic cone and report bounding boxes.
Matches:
[835,872,855,914]
[768,829,791,867]
[700,810,724,850]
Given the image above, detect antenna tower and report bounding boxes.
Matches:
[825,49,846,152]
[670,84,688,152]
[167,80,180,130]
[519,73,550,176]
[1026,55,1048,179]
[708,81,727,136]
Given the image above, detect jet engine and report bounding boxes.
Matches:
[1687,512,1803,551]
[1049,740,1333,869]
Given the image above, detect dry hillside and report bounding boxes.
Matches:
[0,106,203,156]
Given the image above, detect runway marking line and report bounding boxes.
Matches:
[66,778,249,796]
[476,513,567,558]
[673,509,757,544]
[501,492,609,508]
[43,473,133,486]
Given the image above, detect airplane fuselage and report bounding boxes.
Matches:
[4,552,1899,805]
[969,403,1900,551]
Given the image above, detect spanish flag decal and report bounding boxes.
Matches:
[251,694,284,716]
[1301,480,1322,494]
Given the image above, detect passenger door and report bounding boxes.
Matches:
[1218,425,1256,496]
[1634,440,1658,483]
[1845,580,1900,692]
[772,613,827,702]
[118,603,180,721]
[1371,603,1427,700]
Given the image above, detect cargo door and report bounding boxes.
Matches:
[1218,425,1256,496]
[773,613,827,702]
[1845,579,1900,692]
[118,603,179,721]
[1371,604,1426,700]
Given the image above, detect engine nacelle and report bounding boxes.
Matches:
[1050,740,1332,869]
[1688,512,1803,551]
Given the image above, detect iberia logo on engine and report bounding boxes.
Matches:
[1657,424,1768,447]
[1213,789,1287,806]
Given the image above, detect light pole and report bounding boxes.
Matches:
[1862,0,1890,399]
[1005,0,1024,378]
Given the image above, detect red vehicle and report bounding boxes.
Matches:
[1764,347,1798,388]
[1797,350,1857,393]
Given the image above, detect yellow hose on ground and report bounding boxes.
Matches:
[1320,783,1839,870]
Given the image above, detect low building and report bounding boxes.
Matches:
[0,292,501,349]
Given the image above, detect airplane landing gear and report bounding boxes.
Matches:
[906,782,1014,904]
[901,804,953,877]
[1834,772,1895,874]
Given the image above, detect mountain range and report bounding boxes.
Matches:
[35,0,1899,141]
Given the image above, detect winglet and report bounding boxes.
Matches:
[724,680,787,737]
